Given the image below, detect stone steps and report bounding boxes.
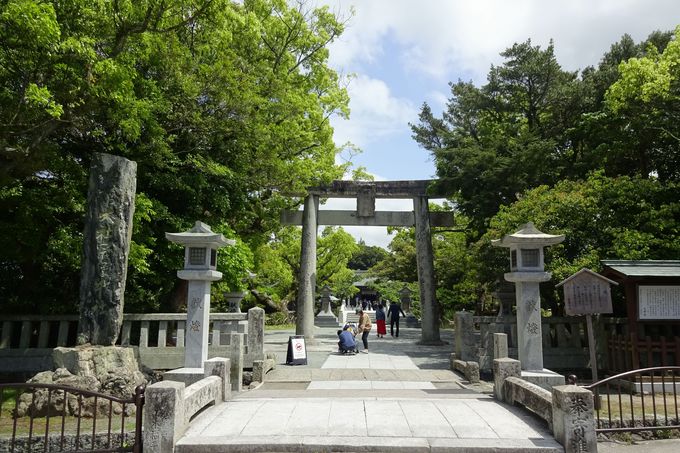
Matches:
[176,436,562,452]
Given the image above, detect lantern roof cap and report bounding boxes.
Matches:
[165,221,235,247]
[491,222,565,248]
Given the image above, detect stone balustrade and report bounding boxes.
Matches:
[456,313,628,372]
[449,353,480,383]
[493,358,598,452]
[0,308,264,377]
[144,357,231,453]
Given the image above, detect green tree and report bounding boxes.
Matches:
[411,39,580,235]
[249,225,358,313]
[604,26,680,181]
[0,0,350,313]
[370,228,418,282]
[477,173,680,313]
[348,240,388,270]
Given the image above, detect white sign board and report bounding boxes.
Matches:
[291,337,306,359]
[638,286,680,320]
[562,273,613,315]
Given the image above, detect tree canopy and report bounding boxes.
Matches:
[0,0,350,313]
[406,27,680,315]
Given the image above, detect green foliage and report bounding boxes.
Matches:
[265,311,292,326]
[404,27,680,319]
[411,30,680,237]
[213,225,255,296]
[248,225,358,312]
[479,173,680,312]
[348,240,388,270]
[0,0,350,313]
[371,228,418,282]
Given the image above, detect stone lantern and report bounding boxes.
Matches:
[315,284,338,327]
[492,222,565,388]
[166,221,234,369]
[399,286,420,328]
[398,286,412,313]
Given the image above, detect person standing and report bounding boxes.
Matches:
[387,301,406,337]
[375,303,387,338]
[357,308,372,353]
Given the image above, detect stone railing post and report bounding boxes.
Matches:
[493,357,521,403]
[247,307,265,362]
[229,332,244,392]
[552,385,598,453]
[143,381,185,453]
[204,357,231,402]
[493,333,508,359]
[454,311,476,361]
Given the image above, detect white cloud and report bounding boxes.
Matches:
[324,0,680,84]
[331,74,418,147]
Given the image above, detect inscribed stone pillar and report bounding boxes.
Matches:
[247,307,265,362]
[454,311,476,361]
[185,280,211,368]
[515,281,544,370]
[78,153,136,346]
[552,385,598,453]
[296,195,318,341]
[413,195,441,344]
[493,333,509,360]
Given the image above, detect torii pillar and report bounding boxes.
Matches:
[296,194,319,341]
[414,195,441,344]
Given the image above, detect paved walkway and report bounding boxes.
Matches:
[176,326,562,452]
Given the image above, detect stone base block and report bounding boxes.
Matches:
[521,369,565,391]
[314,314,339,327]
[404,314,420,328]
[163,367,205,387]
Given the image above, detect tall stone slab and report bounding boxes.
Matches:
[78,153,136,346]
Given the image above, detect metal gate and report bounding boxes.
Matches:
[0,382,144,452]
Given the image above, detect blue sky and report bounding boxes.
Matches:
[315,0,680,248]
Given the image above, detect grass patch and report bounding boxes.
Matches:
[264,324,295,331]
[0,389,137,438]
[0,404,137,438]
[595,392,680,421]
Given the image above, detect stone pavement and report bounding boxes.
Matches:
[176,326,562,452]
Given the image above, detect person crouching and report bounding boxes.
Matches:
[337,327,357,354]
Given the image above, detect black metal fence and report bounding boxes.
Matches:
[0,383,144,452]
[579,366,680,434]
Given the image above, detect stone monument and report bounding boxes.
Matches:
[164,221,233,384]
[315,285,339,327]
[78,152,137,346]
[21,153,146,415]
[399,286,420,328]
[492,222,566,390]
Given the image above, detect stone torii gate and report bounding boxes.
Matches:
[282,180,453,345]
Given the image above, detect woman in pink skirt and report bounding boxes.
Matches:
[375,303,387,338]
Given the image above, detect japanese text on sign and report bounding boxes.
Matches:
[563,275,613,315]
[639,286,680,320]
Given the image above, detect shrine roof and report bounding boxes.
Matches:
[600,260,680,278]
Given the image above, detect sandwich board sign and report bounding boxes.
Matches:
[286,335,307,365]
